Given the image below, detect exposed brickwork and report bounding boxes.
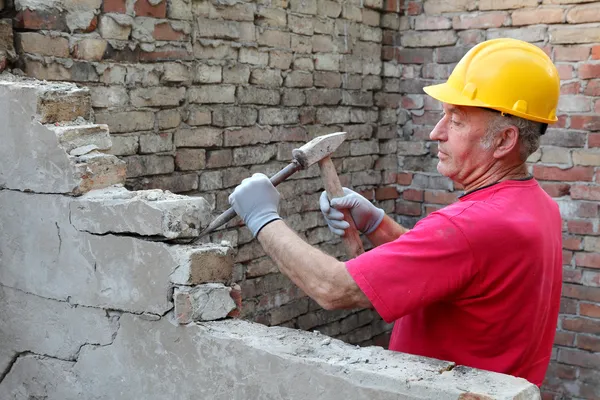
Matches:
[3,0,599,394]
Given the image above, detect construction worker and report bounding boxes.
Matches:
[228,38,562,387]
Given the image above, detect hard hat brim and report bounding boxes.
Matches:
[423,82,557,124]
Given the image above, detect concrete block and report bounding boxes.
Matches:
[0,285,118,361]
[0,80,126,194]
[170,244,234,285]
[0,316,541,399]
[70,185,211,239]
[174,284,236,323]
[0,190,180,314]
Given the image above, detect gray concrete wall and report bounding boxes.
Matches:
[0,76,541,399]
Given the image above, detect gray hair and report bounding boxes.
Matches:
[482,112,543,161]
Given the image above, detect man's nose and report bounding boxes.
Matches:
[429,118,446,141]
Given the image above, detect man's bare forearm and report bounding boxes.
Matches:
[257,220,371,310]
[366,215,409,246]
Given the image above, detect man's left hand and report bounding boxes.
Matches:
[228,173,282,237]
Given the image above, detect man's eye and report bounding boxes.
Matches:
[451,119,461,125]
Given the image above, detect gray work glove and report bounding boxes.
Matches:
[228,173,282,237]
[319,188,385,236]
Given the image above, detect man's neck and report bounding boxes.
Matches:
[462,163,530,194]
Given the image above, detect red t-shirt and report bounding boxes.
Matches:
[346,178,562,386]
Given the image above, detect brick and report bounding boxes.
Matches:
[104,0,126,13]
[571,115,600,130]
[563,283,600,302]
[561,81,582,95]
[290,0,317,14]
[140,45,193,62]
[258,30,291,48]
[581,302,600,317]
[99,14,132,40]
[239,48,269,66]
[95,111,154,133]
[550,24,600,44]
[135,0,167,17]
[199,170,223,190]
[125,155,174,178]
[452,12,508,30]
[186,107,211,126]
[233,144,277,165]
[258,108,299,125]
[193,41,237,60]
[153,22,186,41]
[458,29,486,45]
[487,26,547,42]
[284,71,313,87]
[73,39,108,61]
[415,15,452,30]
[318,0,341,17]
[250,69,284,87]
[211,2,255,21]
[109,135,139,156]
[282,89,305,106]
[256,7,287,27]
[585,79,600,95]
[189,85,235,104]
[567,4,600,24]
[316,107,350,124]
[131,87,185,107]
[16,32,69,58]
[576,253,600,268]
[559,348,600,369]
[562,318,600,334]
[573,151,600,166]
[554,331,576,346]
[175,148,206,171]
[540,182,571,198]
[14,9,67,31]
[578,334,600,352]
[401,30,457,47]
[579,63,600,79]
[396,48,434,64]
[567,220,595,235]
[423,0,477,14]
[196,18,240,40]
[224,126,272,146]
[424,190,458,205]
[555,45,591,61]
[223,64,250,84]
[584,236,600,252]
[90,86,128,108]
[542,132,585,152]
[206,149,233,168]
[212,107,257,127]
[396,201,422,216]
[481,0,538,9]
[512,7,564,26]
[174,127,223,147]
[305,88,341,105]
[533,166,595,182]
[269,51,293,70]
[140,131,173,153]
[288,14,313,35]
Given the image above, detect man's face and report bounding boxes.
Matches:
[429,104,496,184]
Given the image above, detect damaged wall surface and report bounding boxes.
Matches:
[0,76,542,399]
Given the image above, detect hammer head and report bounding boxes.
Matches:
[291,132,346,169]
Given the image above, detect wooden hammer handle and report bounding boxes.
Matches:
[318,156,365,258]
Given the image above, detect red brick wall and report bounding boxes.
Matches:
[380,1,600,398]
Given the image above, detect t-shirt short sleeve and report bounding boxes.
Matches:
[346,212,478,323]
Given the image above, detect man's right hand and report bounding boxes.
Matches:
[319,188,385,236]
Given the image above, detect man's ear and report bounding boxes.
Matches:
[493,126,519,159]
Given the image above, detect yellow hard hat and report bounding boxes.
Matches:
[423,38,560,124]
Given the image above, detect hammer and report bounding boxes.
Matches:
[196,132,365,258]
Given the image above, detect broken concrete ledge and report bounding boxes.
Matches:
[0,314,540,399]
[70,185,211,239]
